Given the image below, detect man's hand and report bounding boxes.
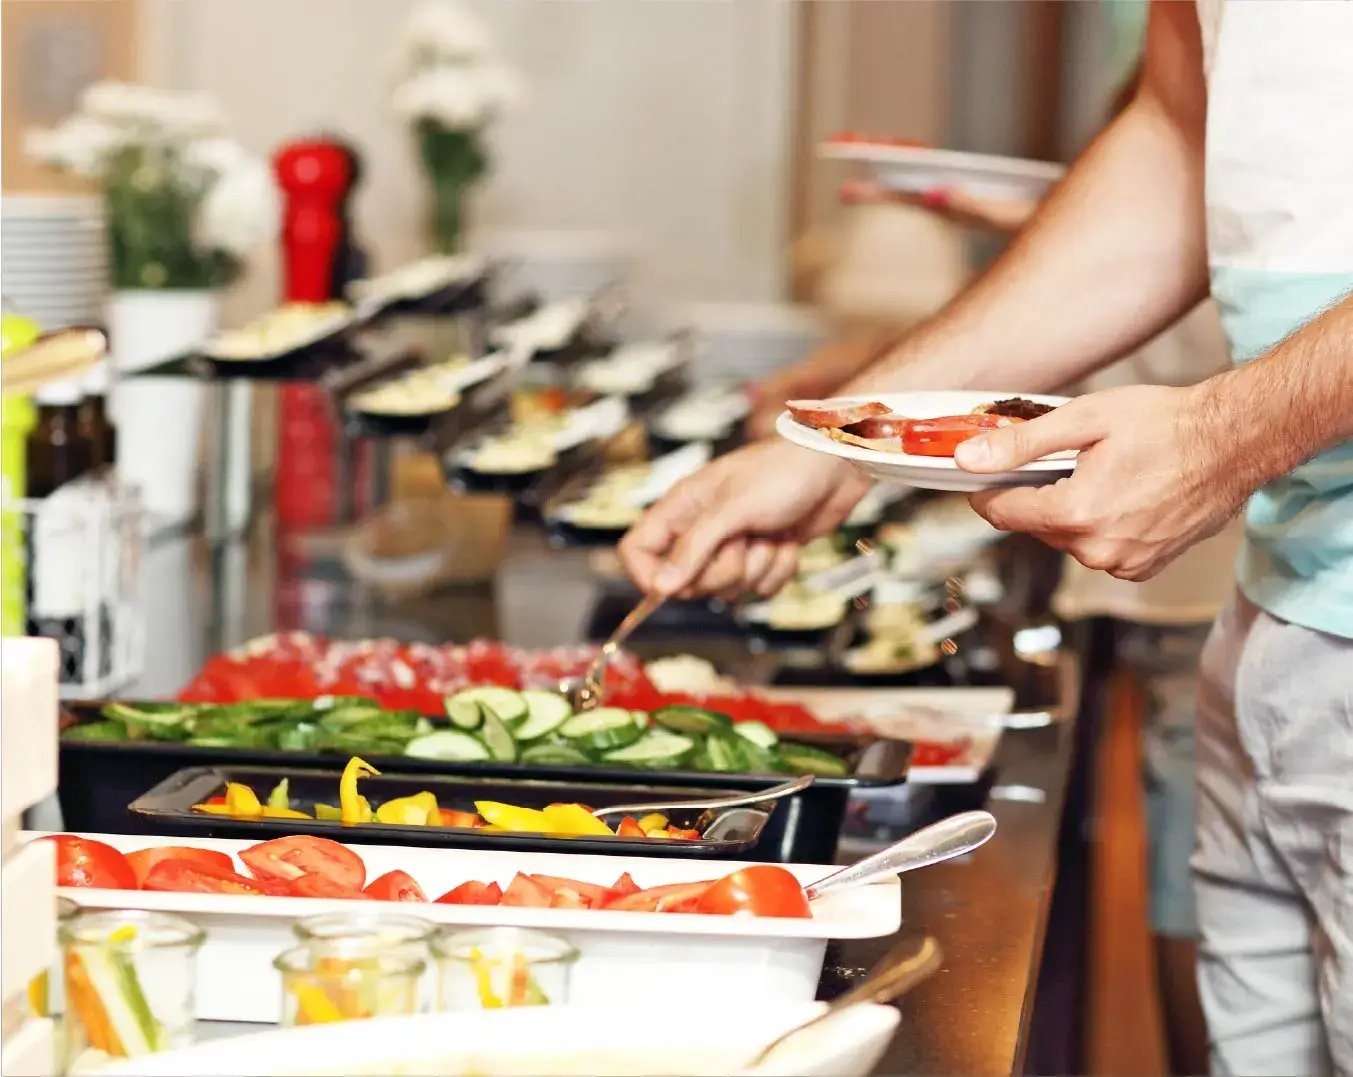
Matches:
[619,440,871,598]
[956,383,1248,581]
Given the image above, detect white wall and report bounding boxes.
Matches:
[140,0,796,323]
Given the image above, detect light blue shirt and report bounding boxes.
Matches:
[1199,0,1353,639]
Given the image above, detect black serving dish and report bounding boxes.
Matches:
[129,764,769,858]
[59,702,911,862]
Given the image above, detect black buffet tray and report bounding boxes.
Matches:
[59,702,912,862]
[129,764,769,858]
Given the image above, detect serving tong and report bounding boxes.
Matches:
[559,591,666,711]
[591,774,814,832]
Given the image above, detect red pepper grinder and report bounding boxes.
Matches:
[272,139,351,530]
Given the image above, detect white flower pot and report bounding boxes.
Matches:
[106,290,217,531]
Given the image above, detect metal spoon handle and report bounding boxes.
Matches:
[584,591,664,684]
[745,937,942,1071]
[805,810,997,902]
[592,774,813,820]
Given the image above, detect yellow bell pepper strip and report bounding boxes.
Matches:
[225,782,262,816]
[469,947,503,1009]
[541,803,613,837]
[508,951,550,1006]
[340,757,379,823]
[313,803,342,821]
[290,977,347,1025]
[260,806,313,819]
[475,801,552,833]
[375,791,439,827]
[191,803,235,815]
[267,777,290,811]
[637,812,669,835]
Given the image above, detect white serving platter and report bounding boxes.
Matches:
[760,685,1013,784]
[776,391,1074,491]
[92,1000,900,1077]
[27,832,900,1024]
[820,139,1065,200]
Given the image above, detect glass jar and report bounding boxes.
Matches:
[293,911,438,1011]
[274,943,425,1027]
[59,910,204,1070]
[433,927,578,1012]
[30,896,79,1019]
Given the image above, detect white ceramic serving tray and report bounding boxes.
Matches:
[759,685,1013,784]
[27,833,900,1024]
[93,1001,900,1077]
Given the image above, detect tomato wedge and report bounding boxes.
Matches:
[435,880,502,906]
[902,413,1017,457]
[239,836,366,891]
[610,872,640,899]
[603,880,714,913]
[364,870,427,903]
[694,866,811,918]
[499,873,552,908]
[125,847,234,889]
[41,835,137,890]
[289,873,370,900]
[616,817,644,839]
[437,809,484,829]
[528,875,613,908]
[143,858,274,896]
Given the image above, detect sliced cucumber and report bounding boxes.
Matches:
[652,706,732,737]
[560,707,641,752]
[738,741,783,775]
[514,690,573,742]
[602,729,695,769]
[452,687,528,727]
[777,742,850,778]
[520,743,592,767]
[732,720,779,750]
[104,703,195,740]
[62,720,128,743]
[477,706,519,762]
[404,729,492,762]
[632,709,651,731]
[444,696,485,730]
[698,733,748,774]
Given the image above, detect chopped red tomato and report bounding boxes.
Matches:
[529,875,612,907]
[902,413,1017,457]
[289,873,370,900]
[143,858,274,896]
[438,809,484,829]
[603,880,714,913]
[435,880,503,906]
[240,835,366,891]
[610,872,640,899]
[666,828,702,841]
[911,739,970,767]
[364,870,428,903]
[499,873,552,908]
[616,817,644,839]
[694,866,811,919]
[42,835,138,890]
[125,846,234,889]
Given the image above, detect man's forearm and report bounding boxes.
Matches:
[842,4,1210,397]
[1200,295,1353,497]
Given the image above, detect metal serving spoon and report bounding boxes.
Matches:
[591,774,814,828]
[743,935,943,1072]
[804,809,997,902]
[559,591,665,712]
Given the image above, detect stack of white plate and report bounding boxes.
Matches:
[1,196,107,330]
[674,300,828,387]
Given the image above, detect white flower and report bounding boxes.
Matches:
[197,156,279,257]
[392,63,519,130]
[80,80,164,125]
[155,91,224,138]
[183,136,246,176]
[79,80,222,138]
[401,2,491,65]
[24,116,126,177]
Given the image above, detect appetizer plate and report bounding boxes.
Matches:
[33,832,901,1023]
[820,139,1065,200]
[93,1001,901,1077]
[776,391,1073,492]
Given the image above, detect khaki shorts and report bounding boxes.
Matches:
[1194,592,1353,1076]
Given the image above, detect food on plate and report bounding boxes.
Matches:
[576,340,682,397]
[206,302,350,361]
[348,254,483,307]
[347,357,469,416]
[650,386,748,442]
[464,427,559,475]
[796,536,848,577]
[642,654,734,696]
[45,833,815,919]
[788,395,1058,458]
[845,601,940,675]
[489,299,590,354]
[765,581,848,632]
[42,835,138,890]
[186,756,704,841]
[123,846,234,889]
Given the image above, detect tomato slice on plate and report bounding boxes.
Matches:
[603,880,714,913]
[435,880,503,906]
[41,835,138,890]
[142,858,275,896]
[125,846,234,889]
[363,870,427,903]
[239,836,366,890]
[694,866,811,919]
[289,873,370,900]
[499,873,552,908]
[901,413,1016,458]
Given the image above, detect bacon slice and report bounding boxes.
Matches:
[786,398,891,430]
[842,414,910,439]
[827,427,909,454]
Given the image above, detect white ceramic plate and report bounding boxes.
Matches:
[92,1001,901,1077]
[820,141,1065,200]
[775,391,1073,492]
